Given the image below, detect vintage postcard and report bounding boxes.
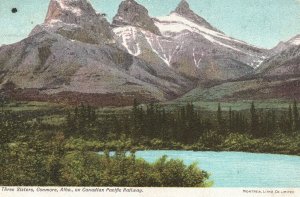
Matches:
[0,0,299,196]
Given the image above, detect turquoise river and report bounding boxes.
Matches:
[134,151,300,187]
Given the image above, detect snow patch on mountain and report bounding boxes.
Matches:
[55,0,83,16]
[155,13,247,45]
[113,26,141,56]
[251,56,267,68]
[113,25,184,67]
[193,48,203,68]
[111,0,266,73]
[289,36,300,45]
[145,34,171,66]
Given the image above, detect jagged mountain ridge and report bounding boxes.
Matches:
[112,0,161,35]
[0,0,286,105]
[113,0,267,81]
[173,0,221,33]
[258,45,300,76]
[180,34,300,102]
[270,34,300,54]
[0,0,194,104]
[256,34,300,76]
[31,0,113,44]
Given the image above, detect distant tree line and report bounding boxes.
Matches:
[64,99,300,145]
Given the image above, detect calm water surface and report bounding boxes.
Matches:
[134,151,300,187]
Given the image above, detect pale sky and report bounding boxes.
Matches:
[0,0,300,49]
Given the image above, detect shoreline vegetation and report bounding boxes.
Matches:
[1,99,299,186]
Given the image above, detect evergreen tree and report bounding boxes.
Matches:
[250,102,260,137]
[293,100,300,132]
[184,103,197,143]
[263,110,274,136]
[131,99,143,140]
[65,110,73,136]
[288,104,293,133]
[229,107,233,131]
[217,103,224,134]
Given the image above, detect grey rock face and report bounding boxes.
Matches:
[45,0,99,24]
[0,0,278,104]
[174,0,221,33]
[0,30,192,101]
[113,0,266,81]
[31,0,113,44]
[257,34,300,76]
[270,34,300,54]
[258,45,300,76]
[112,0,161,35]
[0,0,194,103]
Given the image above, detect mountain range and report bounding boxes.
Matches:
[0,0,299,106]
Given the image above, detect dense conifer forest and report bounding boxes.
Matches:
[63,99,300,154]
[0,99,299,186]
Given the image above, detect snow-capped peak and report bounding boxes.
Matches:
[30,0,113,45]
[155,13,247,52]
[44,0,97,24]
[56,0,83,16]
[112,0,161,35]
[175,0,190,12]
[173,0,220,32]
[288,35,300,45]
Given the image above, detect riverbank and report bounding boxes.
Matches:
[64,132,300,156]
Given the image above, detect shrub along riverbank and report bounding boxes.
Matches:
[1,131,210,187]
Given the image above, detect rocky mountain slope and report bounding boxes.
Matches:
[113,0,267,81]
[0,0,289,105]
[112,0,161,35]
[173,0,221,33]
[179,75,300,102]
[270,34,300,54]
[257,35,300,76]
[0,0,194,105]
[179,34,300,103]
